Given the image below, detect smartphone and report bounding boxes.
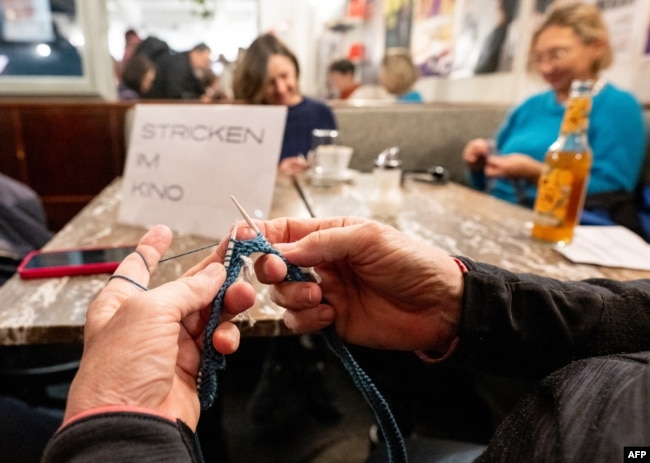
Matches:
[17,245,137,280]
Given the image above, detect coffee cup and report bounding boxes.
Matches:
[311,145,353,180]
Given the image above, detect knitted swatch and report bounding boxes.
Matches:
[198,233,407,463]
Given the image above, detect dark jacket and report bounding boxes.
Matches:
[144,51,204,100]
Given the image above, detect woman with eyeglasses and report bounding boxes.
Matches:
[462,3,645,233]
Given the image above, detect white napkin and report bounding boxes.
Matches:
[555,226,650,271]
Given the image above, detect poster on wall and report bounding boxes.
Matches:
[450,0,520,79]
[385,0,413,49]
[410,0,456,77]
[596,0,639,63]
[534,0,640,62]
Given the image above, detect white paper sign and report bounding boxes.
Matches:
[118,104,287,239]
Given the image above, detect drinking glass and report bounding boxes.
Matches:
[308,129,339,185]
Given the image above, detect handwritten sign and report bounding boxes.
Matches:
[118,104,287,239]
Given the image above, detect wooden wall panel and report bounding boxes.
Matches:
[0,108,24,181]
[20,105,122,195]
[0,102,133,231]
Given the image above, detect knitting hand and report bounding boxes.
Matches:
[485,153,544,184]
[462,138,491,171]
[63,225,255,430]
[278,155,309,176]
[250,217,463,355]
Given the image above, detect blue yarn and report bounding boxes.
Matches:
[198,233,407,463]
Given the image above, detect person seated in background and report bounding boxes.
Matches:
[0,173,52,276]
[114,28,142,81]
[117,54,156,101]
[122,29,142,61]
[144,42,212,100]
[327,58,393,102]
[42,219,650,462]
[379,48,424,103]
[326,58,361,100]
[130,36,173,66]
[233,33,337,176]
[199,68,228,103]
[462,3,646,234]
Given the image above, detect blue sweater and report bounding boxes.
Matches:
[397,90,423,103]
[472,83,646,207]
[280,97,337,161]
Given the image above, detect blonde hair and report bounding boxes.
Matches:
[530,2,612,72]
[380,48,419,96]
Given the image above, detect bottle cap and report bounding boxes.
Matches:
[570,79,594,95]
[375,146,402,168]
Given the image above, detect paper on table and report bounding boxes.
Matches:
[554,226,650,271]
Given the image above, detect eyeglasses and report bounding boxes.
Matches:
[531,47,571,66]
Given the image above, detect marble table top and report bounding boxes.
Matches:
[2,171,649,346]
[0,175,309,345]
[295,172,650,282]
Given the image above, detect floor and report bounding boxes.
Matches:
[1,335,502,463]
[197,336,498,463]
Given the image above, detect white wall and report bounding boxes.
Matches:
[106,0,258,63]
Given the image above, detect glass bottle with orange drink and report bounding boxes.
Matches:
[531,80,593,245]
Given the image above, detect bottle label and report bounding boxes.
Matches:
[560,96,591,133]
[534,167,574,226]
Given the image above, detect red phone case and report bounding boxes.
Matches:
[17,246,136,280]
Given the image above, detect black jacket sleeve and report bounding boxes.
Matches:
[451,257,650,379]
[41,412,204,463]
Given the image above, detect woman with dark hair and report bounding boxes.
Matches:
[118,53,156,101]
[233,33,337,176]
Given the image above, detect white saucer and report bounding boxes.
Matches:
[308,169,357,184]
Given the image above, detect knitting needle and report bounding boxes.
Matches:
[223,221,238,270]
[230,196,261,234]
[226,200,255,326]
